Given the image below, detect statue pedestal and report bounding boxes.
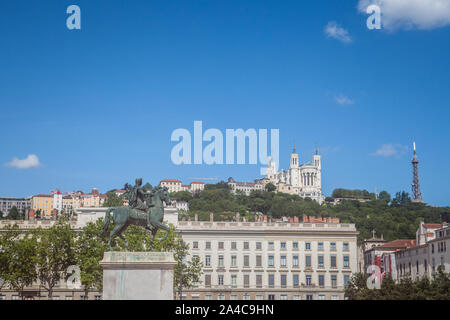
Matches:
[100,251,176,300]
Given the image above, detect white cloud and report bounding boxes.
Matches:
[371,144,408,157]
[358,0,450,30]
[324,21,352,43]
[5,154,41,169]
[335,94,355,105]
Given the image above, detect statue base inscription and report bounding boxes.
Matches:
[100,251,176,300]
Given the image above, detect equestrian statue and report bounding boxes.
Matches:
[101,178,172,251]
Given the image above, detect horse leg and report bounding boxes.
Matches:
[149,228,157,251]
[108,224,123,251]
[154,221,170,242]
[117,224,129,250]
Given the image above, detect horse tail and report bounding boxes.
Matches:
[101,208,113,237]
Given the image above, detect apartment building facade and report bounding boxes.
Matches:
[395,224,450,282]
[31,194,54,217]
[178,218,358,300]
[0,197,31,216]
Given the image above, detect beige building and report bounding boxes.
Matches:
[69,189,107,210]
[160,179,183,193]
[160,179,205,194]
[178,216,358,300]
[31,195,54,217]
[190,181,205,193]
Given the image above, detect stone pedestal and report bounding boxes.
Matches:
[100,251,176,300]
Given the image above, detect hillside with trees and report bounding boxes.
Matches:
[171,184,449,243]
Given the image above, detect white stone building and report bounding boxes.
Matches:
[227,178,264,196]
[361,222,450,283]
[428,225,450,275]
[178,217,358,300]
[160,179,205,194]
[189,181,205,193]
[265,147,324,204]
[160,179,183,193]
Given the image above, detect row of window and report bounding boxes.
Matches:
[0,295,102,300]
[192,241,350,251]
[203,273,350,288]
[198,254,350,268]
[433,241,447,253]
[397,256,446,276]
[197,294,340,300]
[436,229,450,239]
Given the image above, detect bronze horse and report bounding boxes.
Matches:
[101,186,171,251]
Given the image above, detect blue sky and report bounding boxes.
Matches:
[0,1,449,206]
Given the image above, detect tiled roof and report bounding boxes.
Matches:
[33,194,53,198]
[161,179,181,183]
[191,181,204,184]
[378,239,416,249]
[424,224,442,229]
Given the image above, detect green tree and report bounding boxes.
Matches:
[345,273,370,300]
[0,225,38,299]
[103,191,124,207]
[431,266,450,299]
[173,238,203,299]
[378,191,391,203]
[171,191,193,202]
[143,183,152,191]
[265,183,276,192]
[76,218,108,298]
[0,210,4,220]
[35,209,42,220]
[8,206,21,220]
[35,218,77,299]
[392,191,411,206]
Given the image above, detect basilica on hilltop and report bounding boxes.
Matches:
[227,145,325,204]
[264,145,324,204]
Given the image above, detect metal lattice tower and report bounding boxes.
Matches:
[411,142,423,203]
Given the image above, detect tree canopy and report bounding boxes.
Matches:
[345,267,450,300]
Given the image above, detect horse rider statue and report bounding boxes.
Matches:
[101,178,172,251]
[129,177,154,228]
